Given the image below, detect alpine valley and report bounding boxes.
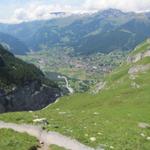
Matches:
[0,8,150,150]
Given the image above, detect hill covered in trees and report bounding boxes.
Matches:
[0,45,60,113]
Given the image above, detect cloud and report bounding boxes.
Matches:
[83,0,150,12]
[2,0,150,23]
[11,3,83,23]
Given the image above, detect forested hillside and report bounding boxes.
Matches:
[0,45,60,113]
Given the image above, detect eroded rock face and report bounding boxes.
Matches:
[127,50,150,63]
[92,82,106,94]
[128,64,150,75]
[0,56,5,67]
[0,81,60,113]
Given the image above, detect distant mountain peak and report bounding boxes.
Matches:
[98,8,126,17]
[103,8,123,13]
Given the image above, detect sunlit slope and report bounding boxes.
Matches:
[0,129,38,150]
[0,40,150,149]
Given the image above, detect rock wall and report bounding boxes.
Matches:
[128,64,150,75]
[127,50,150,63]
[0,81,60,113]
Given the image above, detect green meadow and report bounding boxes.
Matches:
[0,40,150,150]
[0,129,38,150]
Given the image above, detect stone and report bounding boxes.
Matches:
[146,137,150,140]
[90,137,96,142]
[127,50,150,64]
[138,122,150,129]
[33,118,48,125]
[0,81,60,113]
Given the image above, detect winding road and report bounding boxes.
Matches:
[0,121,97,150]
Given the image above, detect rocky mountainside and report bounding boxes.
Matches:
[108,38,150,88]
[0,45,61,113]
[0,9,150,55]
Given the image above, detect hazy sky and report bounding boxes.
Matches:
[1,0,150,23]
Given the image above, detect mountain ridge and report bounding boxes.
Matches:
[0,9,150,55]
[0,32,29,55]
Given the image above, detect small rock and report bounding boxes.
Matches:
[138,122,150,129]
[110,146,114,149]
[90,137,96,142]
[93,112,99,115]
[131,82,140,89]
[40,141,44,145]
[140,133,145,137]
[98,132,102,135]
[33,118,48,125]
[146,137,150,140]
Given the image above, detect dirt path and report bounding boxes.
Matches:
[0,121,98,150]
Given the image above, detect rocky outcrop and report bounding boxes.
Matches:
[92,82,106,94]
[0,81,60,113]
[131,82,140,89]
[127,50,150,63]
[0,45,61,113]
[128,64,150,75]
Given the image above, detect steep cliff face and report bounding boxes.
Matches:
[0,56,5,67]
[0,45,61,113]
[0,81,60,113]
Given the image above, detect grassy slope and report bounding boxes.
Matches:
[0,129,66,150]
[0,41,150,149]
[0,129,38,150]
[50,145,67,150]
[131,39,150,55]
[0,45,57,92]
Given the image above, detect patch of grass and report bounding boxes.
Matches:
[131,39,150,55]
[135,57,150,65]
[0,129,38,150]
[0,41,150,149]
[50,145,67,150]
[1,69,150,149]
